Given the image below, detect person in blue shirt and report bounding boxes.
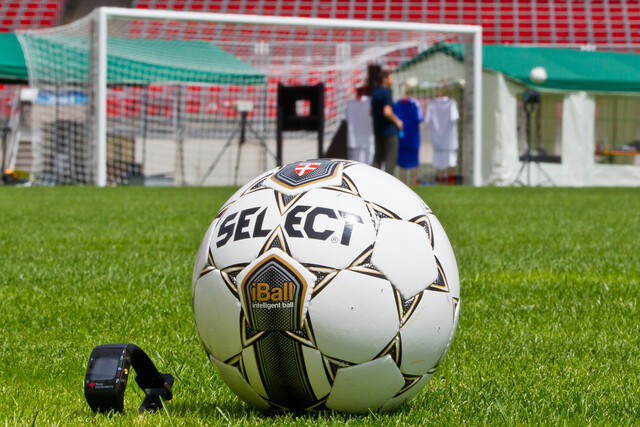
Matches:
[370,71,403,174]
[394,88,424,185]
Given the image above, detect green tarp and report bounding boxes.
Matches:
[0,33,28,82]
[398,43,640,93]
[0,32,265,85]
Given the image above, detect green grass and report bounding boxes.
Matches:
[0,186,639,425]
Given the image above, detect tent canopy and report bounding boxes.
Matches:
[0,32,265,85]
[0,33,28,83]
[398,43,640,93]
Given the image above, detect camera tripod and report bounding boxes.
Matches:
[200,111,276,185]
[513,90,554,187]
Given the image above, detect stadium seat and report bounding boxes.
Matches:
[121,0,639,50]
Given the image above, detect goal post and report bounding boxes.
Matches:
[18,7,482,187]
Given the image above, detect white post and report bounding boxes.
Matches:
[94,8,108,187]
[472,29,483,187]
[101,7,481,34]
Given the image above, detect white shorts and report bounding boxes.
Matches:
[432,149,458,170]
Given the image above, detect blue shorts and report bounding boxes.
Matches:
[398,148,419,169]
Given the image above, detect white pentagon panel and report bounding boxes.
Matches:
[380,373,433,412]
[326,355,404,413]
[192,218,218,289]
[210,355,271,411]
[371,219,438,300]
[193,270,242,362]
[343,163,427,220]
[211,189,281,269]
[241,346,268,399]
[399,291,454,376]
[301,345,332,399]
[428,213,460,299]
[285,189,377,270]
[308,270,399,364]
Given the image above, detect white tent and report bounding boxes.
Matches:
[396,44,640,186]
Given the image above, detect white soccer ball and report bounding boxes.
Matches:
[405,76,419,89]
[530,66,547,84]
[192,159,460,413]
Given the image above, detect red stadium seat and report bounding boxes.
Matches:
[107,98,122,117]
[186,98,201,114]
[118,1,640,52]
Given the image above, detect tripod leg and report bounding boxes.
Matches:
[512,158,528,186]
[200,125,242,185]
[534,160,555,186]
[246,122,278,164]
[234,139,242,186]
[178,137,185,185]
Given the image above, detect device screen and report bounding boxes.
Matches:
[90,356,120,381]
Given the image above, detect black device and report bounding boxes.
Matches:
[84,343,173,414]
[276,83,325,165]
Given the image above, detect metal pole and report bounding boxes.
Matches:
[471,29,483,187]
[94,8,108,187]
[0,122,8,177]
[102,7,482,35]
[177,84,186,185]
[526,102,531,186]
[141,85,148,178]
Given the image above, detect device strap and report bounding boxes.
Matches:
[95,343,173,413]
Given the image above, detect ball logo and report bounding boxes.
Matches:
[251,282,294,306]
[271,159,341,189]
[294,162,321,176]
[216,205,363,248]
[241,254,308,331]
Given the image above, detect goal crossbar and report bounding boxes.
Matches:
[99,7,483,34]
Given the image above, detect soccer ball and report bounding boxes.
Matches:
[530,66,547,84]
[192,159,460,413]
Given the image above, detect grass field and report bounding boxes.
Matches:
[1,186,639,425]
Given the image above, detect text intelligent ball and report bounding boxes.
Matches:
[192,159,460,413]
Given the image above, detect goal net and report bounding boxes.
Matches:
[16,8,481,186]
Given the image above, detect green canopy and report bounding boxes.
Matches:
[397,43,640,93]
[0,33,28,83]
[0,32,265,85]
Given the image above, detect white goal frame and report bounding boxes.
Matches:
[92,7,483,187]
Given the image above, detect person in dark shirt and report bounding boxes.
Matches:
[370,71,403,174]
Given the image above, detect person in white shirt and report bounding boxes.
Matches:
[425,84,459,185]
[346,87,375,165]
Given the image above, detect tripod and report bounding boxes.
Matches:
[513,90,554,187]
[1,122,8,184]
[200,111,276,185]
